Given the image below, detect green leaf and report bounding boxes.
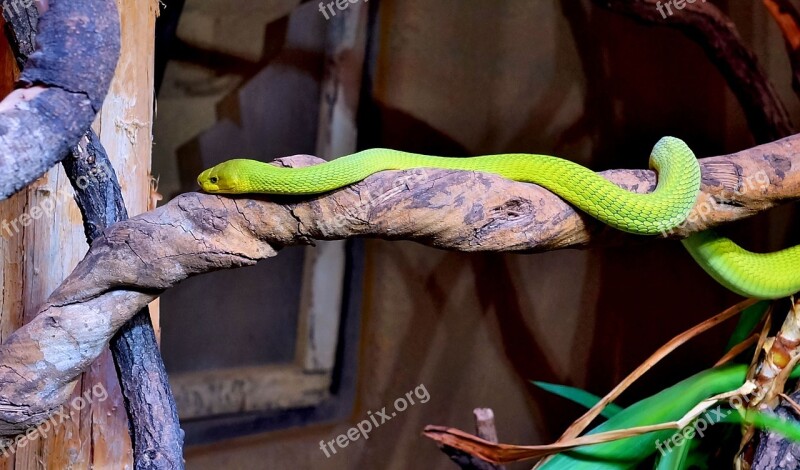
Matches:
[653,429,708,470]
[532,381,623,419]
[722,408,800,441]
[540,365,800,469]
[652,405,800,470]
[654,433,693,470]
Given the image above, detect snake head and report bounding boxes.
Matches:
[197,159,253,193]
[196,167,218,192]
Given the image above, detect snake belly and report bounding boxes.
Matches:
[197,136,800,299]
[682,230,800,299]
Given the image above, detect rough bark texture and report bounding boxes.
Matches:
[62,133,129,241]
[0,0,119,199]
[0,133,797,435]
[752,299,800,469]
[3,3,183,468]
[753,394,800,468]
[594,0,794,143]
[109,313,183,470]
[64,135,184,470]
[1,0,37,69]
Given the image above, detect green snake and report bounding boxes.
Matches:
[197,137,800,299]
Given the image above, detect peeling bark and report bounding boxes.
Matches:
[0,134,798,434]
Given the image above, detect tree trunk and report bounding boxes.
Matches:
[0,1,157,467]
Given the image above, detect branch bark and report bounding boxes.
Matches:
[751,299,800,469]
[3,4,183,468]
[0,0,119,199]
[0,134,797,434]
[65,135,184,470]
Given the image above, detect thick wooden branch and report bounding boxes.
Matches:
[0,135,797,434]
[3,4,183,468]
[0,0,119,199]
[65,135,184,470]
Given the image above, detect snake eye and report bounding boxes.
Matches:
[209,177,218,184]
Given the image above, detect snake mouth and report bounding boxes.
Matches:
[197,168,220,192]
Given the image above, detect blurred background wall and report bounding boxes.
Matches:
[151,0,800,468]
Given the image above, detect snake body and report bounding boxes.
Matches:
[681,231,800,299]
[198,137,800,299]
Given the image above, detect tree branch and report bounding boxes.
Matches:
[2,3,183,468]
[65,135,184,470]
[0,0,119,199]
[0,133,797,434]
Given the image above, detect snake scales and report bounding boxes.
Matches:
[198,137,800,299]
